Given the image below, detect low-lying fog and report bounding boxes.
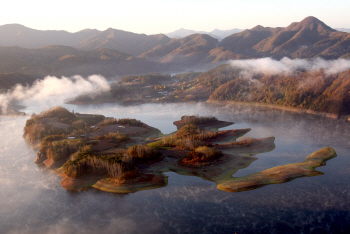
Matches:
[1,102,350,234]
[1,57,350,233]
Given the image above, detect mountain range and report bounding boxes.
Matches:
[219,16,350,59]
[140,17,350,64]
[0,24,171,56]
[0,16,349,87]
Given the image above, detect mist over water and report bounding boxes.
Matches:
[230,57,350,77]
[0,74,110,114]
[1,102,350,233]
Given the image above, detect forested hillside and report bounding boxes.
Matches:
[165,64,350,116]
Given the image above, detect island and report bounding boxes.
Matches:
[23,106,337,193]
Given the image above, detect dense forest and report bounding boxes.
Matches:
[209,68,350,115]
[164,65,350,116]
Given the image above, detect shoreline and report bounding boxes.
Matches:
[206,100,350,121]
[7,98,349,122]
[70,98,349,121]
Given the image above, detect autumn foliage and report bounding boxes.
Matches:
[180,146,223,165]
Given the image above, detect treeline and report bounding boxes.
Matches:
[181,115,218,125]
[39,135,85,161]
[49,139,85,161]
[150,135,202,150]
[99,118,144,127]
[23,107,105,144]
[126,145,161,161]
[149,124,220,151]
[175,124,218,140]
[24,120,70,144]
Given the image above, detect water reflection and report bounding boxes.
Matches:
[1,102,350,233]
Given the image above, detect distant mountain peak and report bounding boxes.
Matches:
[105,28,116,33]
[3,23,27,28]
[78,28,98,32]
[289,16,335,32]
[150,34,169,39]
[251,25,267,31]
[301,16,322,24]
[166,28,244,40]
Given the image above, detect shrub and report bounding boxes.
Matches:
[72,119,86,130]
[149,135,203,150]
[174,138,203,150]
[95,132,130,143]
[194,130,218,141]
[40,106,75,121]
[160,136,178,147]
[99,118,118,126]
[105,132,130,142]
[39,135,66,154]
[176,124,200,138]
[38,136,85,161]
[63,146,132,178]
[115,118,143,127]
[180,146,223,165]
[147,140,164,149]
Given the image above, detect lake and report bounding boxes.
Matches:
[1,102,349,234]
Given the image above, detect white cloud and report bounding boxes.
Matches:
[230,57,350,76]
[0,74,110,114]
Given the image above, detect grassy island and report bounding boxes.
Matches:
[24,108,336,193]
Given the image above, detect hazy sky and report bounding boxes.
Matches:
[1,0,349,34]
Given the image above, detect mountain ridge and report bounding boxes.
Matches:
[219,16,349,59]
[0,17,348,61]
[0,24,172,56]
[0,16,349,81]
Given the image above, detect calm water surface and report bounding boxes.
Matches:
[1,102,349,234]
